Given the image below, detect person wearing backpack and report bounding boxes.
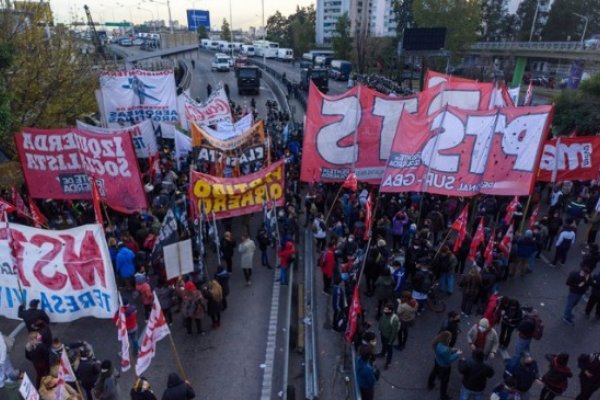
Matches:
[376,302,400,370]
[551,225,576,267]
[562,266,592,326]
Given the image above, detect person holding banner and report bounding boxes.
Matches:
[25,332,50,388]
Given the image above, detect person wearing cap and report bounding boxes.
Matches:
[161,372,195,400]
[181,281,205,335]
[116,242,136,289]
[562,266,591,326]
[467,318,499,360]
[92,360,118,400]
[130,376,157,400]
[18,299,50,334]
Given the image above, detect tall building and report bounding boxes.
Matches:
[368,0,397,37]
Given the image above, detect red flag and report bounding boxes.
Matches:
[56,348,76,400]
[148,153,160,181]
[344,285,362,343]
[467,218,485,262]
[135,293,170,376]
[528,205,540,229]
[498,224,514,258]
[342,171,358,192]
[363,194,373,241]
[91,179,105,226]
[503,196,519,225]
[524,80,533,106]
[11,186,28,216]
[114,300,131,372]
[484,228,495,267]
[28,198,47,228]
[451,206,469,253]
[0,198,16,215]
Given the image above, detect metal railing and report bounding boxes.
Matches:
[304,229,319,399]
[470,41,596,52]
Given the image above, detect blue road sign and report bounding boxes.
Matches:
[187,9,210,32]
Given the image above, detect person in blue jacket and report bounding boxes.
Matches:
[356,343,380,400]
[116,242,136,289]
[428,330,463,400]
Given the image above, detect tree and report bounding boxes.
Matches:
[394,0,415,40]
[515,0,538,41]
[542,0,600,41]
[197,25,208,40]
[553,74,600,136]
[0,43,14,152]
[480,0,509,41]
[220,18,231,40]
[264,6,315,56]
[266,11,290,46]
[412,0,482,56]
[332,13,352,60]
[0,7,96,152]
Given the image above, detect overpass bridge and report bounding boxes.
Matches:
[467,41,600,86]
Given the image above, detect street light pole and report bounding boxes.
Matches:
[573,13,589,46]
[262,0,266,65]
[167,0,174,33]
[229,0,234,57]
[528,0,540,42]
[138,7,156,32]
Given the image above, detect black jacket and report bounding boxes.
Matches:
[566,271,590,295]
[18,306,50,331]
[131,388,158,400]
[458,357,495,392]
[161,373,195,400]
[76,357,101,389]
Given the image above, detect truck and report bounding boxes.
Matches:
[300,67,329,93]
[276,48,294,62]
[329,59,352,81]
[241,45,255,56]
[236,66,261,95]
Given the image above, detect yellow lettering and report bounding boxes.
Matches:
[240,191,254,207]
[203,199,213,214]
[213,184,226,196]
[254,185,266,203]
[269,183,283,200]
[233,183,248,194]
[225,184,235,195]
[248,179,262,189]
[227,194,241,209]
[193,180,212,198]
[213,196,227,212]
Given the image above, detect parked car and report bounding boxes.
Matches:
[119,38,132,46]
[132,38,144,46]
[584,35,600,49]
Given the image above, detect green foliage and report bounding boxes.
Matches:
[394,0,415,39]
[197,25,209,40]
[515,0,536,40]
[412,0,482,56]
[0,43,13,150]
[220,18,231,40]
[332,13,352,60]
[265,6,315,57]
[542,0,600,41]
[553,74,600,136]
[480,0,509,41]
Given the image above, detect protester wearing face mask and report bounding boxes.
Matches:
[467,318,499,360]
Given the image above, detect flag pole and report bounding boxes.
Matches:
[356,194,380,286]
[4,212,25,307]
[519,195,532,234]
[167,331,188,381]
[324,184,344,226]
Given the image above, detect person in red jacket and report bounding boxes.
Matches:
[319,241,336,295]
[135,273,154,322]
[115,299,139,356]
[278,240,296,285]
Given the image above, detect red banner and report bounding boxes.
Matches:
[301,79,509,184]
[15,128,148,213]
[538,136,600,182]
[189,161,285,220]
[380,105,553,196]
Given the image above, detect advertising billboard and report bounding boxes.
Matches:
[187,9,210,32]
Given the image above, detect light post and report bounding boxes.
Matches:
[229,0,234,57]
[528,0,540,42]
[148,0,174,33]
[262,0,266,65]
[573,12,589,46]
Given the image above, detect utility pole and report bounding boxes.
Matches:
[528,0,540,42]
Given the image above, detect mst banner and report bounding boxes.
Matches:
[191,120,265,150]
[184,87,233,127]
[190,161,285,219]
[16,128,148,213]
[76,119,158,159]
[99,69,178,128]
[300,80,505,183]
[538,136,600,182]
[380,105,553,196]
[0,223,119,322]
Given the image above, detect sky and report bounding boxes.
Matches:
[48,0,315,30]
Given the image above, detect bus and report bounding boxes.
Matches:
[302,49,335,64]
[253,40,279,58]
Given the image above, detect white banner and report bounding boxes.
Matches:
[76,119,158,159]
[184,87,233,127]
[135,294,170,376]
[174,131,193,161]
[163,239,194,280]
[508,86,520,107]
[0,223,119,322]
[19,373,40,400]
[99,69,179,128]
[215,113,254,139]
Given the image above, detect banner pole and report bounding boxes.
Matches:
[4,212,25,307]
[324,184,344,226]
[356,194,380,286]
[167,332,188,381]
[519,195,532,234]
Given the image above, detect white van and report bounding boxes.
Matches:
[277,48,294,62]
[208,41,220,51]
[200,39,210,48]
[241,45,255,57]
[219,41,235,53]
[211,54,231,71]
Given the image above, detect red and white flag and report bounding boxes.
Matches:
[524,80,534,106]
[91,179,105,226]
[114,298,131,372]
[28,198,47,228]
[467,218,485,263]
[344,285,362,343]
[363,194,373,241]
[0,198,16,215]
[135,293,170,376]
[503,196,519,226]
[451,206,469,253]
[148,153,160,181]
[528,205,540,229]
[11,186,28,216]
[484,228,495,267]
[342,171,358,192]
[55,349,76,400]
[498,224,514,258]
